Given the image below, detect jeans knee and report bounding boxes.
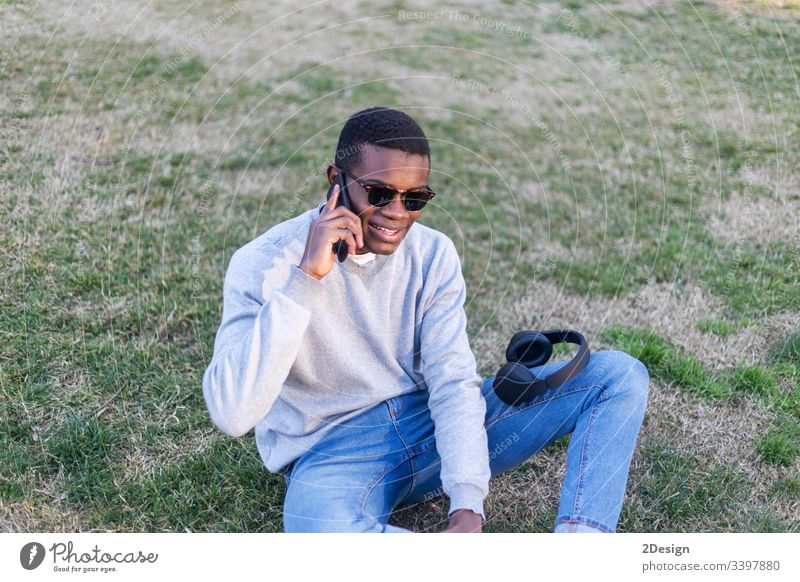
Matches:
[597,350,650,404]
[622,350,649,388]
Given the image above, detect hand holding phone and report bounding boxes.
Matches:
[331,171,353,263]
[296,179,364,281]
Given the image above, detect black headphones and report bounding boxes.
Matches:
[493,330,590,406]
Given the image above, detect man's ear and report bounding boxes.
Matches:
[326,164,337,185]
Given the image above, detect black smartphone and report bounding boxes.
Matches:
[326,171,352,263]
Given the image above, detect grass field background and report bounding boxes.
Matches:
[1,0,798,532]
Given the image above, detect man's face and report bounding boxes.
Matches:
[328,144,431,255]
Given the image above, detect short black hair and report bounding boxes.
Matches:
[334,106,430,173]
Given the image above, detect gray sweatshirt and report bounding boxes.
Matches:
[202,202,490,519]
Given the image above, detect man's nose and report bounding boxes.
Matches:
[381,194,409,217]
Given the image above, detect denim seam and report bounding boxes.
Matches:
[386,397,399,418]
[395,442,438,505]
[387,396,434,494]
[389,417,414,455]
[403,440,436,499]
[555,515,613,533]
[392,419,417,490]
[573,400,600,516]
[357,453,413,526]
[484,383,604,431]
[598,378,615,403]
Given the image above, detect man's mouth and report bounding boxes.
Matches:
[369,222,403,240]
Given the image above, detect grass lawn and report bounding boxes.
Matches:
[1,0,798,532]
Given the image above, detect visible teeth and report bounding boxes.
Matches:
[373,224,397,234]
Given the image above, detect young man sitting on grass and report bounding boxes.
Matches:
[202,106,650,533]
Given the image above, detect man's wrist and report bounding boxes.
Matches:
[447,483,486,522]
[450,508,482,521]
[447,508,483,532]
[297,262,322,281]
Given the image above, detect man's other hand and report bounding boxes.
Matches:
[441,508,483,533]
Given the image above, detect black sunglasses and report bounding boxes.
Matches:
[337,168,436,212]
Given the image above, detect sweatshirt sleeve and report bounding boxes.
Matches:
[202,247,325,437]
[419,239,490,521]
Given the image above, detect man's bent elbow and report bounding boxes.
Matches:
[208,406,251,438]
[202,368,254,438]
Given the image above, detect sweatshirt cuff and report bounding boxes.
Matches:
[278,264,325,305]
[447,483,487,522]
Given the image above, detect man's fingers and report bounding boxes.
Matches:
[352,216,364,248]
[330,225,356,255]
[325,215,362,246]
[323,214,359,231]
[326,222,356,252]
[345,230,357,255]
[324,184,339,212]
[319,198,363,250]
[342,216,363,249]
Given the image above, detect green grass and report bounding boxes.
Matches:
[602,326,797,406]
[601,326,732,399]
[46,416,120,504]
[2,0,799,532]
[696,317,736,337]
[629,443,749,532]
[769,477,800,500]
[101,439,285,532]
[757,420,800,466]
[773,332,800,364]
[729,365,779,398]
[603,326,800,467]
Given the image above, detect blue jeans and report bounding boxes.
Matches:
[281,349,649,532]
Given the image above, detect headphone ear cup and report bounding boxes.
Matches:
[506,331,553,368]
[493,362,535,405]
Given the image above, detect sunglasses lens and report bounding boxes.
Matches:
[404,191,430,211]
[367,187,396,207]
